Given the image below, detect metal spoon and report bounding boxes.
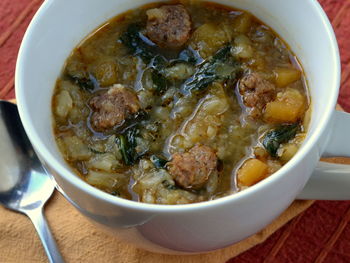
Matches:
[0,101,64,263]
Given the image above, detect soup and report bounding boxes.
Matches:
[52,1,310,204]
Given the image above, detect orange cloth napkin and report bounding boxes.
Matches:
[0,103,345,263]
[0,194,313,263]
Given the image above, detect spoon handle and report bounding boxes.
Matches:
[26,207,65,263]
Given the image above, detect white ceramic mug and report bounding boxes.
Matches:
[16,0,350,254]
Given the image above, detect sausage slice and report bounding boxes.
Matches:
[168,145,217,189]
[146,5,191,48]
[239,73,276,118]
[89,84,140,131]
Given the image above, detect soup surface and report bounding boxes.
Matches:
[52,1,310,204]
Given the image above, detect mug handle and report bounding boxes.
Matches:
[297,110,350,200]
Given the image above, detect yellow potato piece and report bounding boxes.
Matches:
[237,158,268,187]
[279,143,299,162]
[55,90,73,118]
[93,60,118,87]
[233,34,254,59]
[264,88,306,123]
[190,23,233,58]
[274,67,301,87]
[232,13,253,34]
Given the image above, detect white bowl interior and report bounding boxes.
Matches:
[16,0,339,204]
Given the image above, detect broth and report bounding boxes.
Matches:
[52,1,310,204]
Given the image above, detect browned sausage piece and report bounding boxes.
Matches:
[146,5,191,48]
[168,145,217,189]
[89,84,140,131]
[239,73,276,118]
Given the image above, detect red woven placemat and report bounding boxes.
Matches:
[1,1,349,262]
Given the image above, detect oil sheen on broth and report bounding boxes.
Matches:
[52,1,310,204]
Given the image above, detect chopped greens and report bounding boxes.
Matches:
[150,155,168,168]
[133,110,149,122]
[151,70,168,95]
[150,56,169,95]
[263,123,299,157]
[68,75,95,91]
[151,55,168,70]
[177,48,201,65]
[116,126,140,165]
[183,45,241,91]
[111,190,120,196]
[88,147,105,154]
[113,110,149,134]
[120,23,156,63]
[162,180,178,190]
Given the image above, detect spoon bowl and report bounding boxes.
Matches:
[0,100,64,263]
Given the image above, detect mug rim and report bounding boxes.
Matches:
[15,0,340,213]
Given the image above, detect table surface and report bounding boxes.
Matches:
[1,0,349,262]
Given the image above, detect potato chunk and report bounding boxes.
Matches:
[274,67,301,87]
[232,13,253,34]
[237,158,268,187]
[264,88,306,123]
[279,143,298,162]
[190,23,233,58]
[86,170,127,191]
[55,90,73,118]
[93,60,118,87]
[232,34,254,59]
[87,153,121,172]
[60,136,91,161]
